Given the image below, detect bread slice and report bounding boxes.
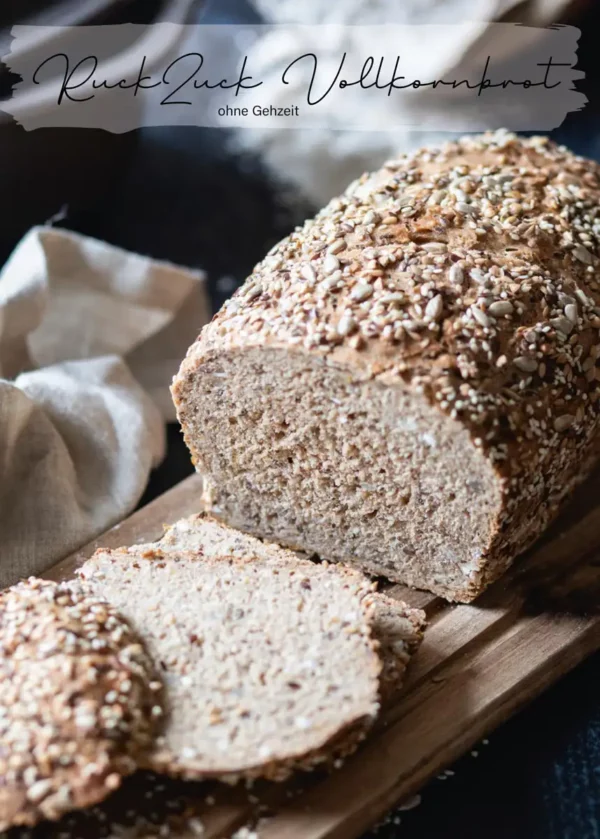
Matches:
[0,578,160,831]
[77,547,382,782]
[155,513,425,702]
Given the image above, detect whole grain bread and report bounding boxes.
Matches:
[155,513,424,702]
[172,130,600,602]
[0,578,160,831]
[77,547,382,782]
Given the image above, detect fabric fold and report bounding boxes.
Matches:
[0,226,209,586]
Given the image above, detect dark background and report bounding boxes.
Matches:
[1,0,599,836]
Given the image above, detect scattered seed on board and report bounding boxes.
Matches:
[398,794,422,811]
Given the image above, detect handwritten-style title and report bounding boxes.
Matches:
[4,23,585,132]
[35,52,567,108]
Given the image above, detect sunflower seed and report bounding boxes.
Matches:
[470,268,486,284]
[379,293,405,305]
[351,283,373,302]
[488,301,513,317]
[564,303,578,323]
[514,356,537,373]
[554,414,574,431]
[244,286,262,302]
[573,244,593,264]
[550,316,574,335]
[471,307,490,327]
[327,239,346,254]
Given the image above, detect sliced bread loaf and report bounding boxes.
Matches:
[77,547,382,782]
[155,513,425,701]
[0,578,160,830]
[172,131,600,602]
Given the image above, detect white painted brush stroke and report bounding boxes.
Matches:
[1,23,585,133]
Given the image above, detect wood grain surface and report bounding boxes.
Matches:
[28,468,600,839]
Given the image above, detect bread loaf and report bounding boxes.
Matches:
[77,547,382,782]
[154,513,425,701]
[172,130,600,602]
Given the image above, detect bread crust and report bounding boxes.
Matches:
[0,578,161,830]
[173,131,600,600]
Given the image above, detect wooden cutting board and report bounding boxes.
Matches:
[35,468,600,839]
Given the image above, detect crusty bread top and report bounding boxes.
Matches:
[174,131,600,492]
[0,578,160,831]
[77,547,381,781]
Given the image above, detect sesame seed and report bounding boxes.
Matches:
[323,254,340,274]
[337,315,358,337]
[470,268,486,284]
[27,779,53,803]
[424,294,444,322]
[300,265,316,283]
[449,264,464,285]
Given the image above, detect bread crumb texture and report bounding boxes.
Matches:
[0,578,161,831]
[155,513,425,703]
[77,548,382,782]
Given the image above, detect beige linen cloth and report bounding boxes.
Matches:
[0,226,209,587]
